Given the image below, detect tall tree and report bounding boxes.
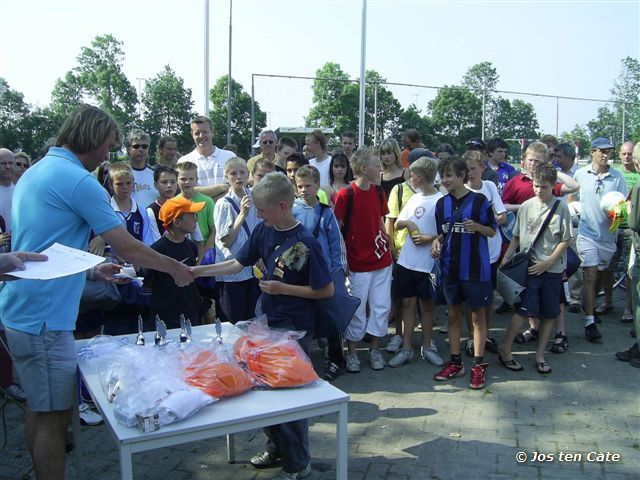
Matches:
[428,86,482,152]
[141,65,195,157]
[610,56,640,142]
[0,78,31,152]
[209,75,266,157]
[306,63,404,145]
[559,125,590,158]
[74,34,139,130]
[489,98,539,140]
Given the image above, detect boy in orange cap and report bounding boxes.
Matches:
[146,197,205,328]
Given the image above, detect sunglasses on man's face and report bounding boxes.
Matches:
[15,162,29,168]
[262,140,275,145]
[131,144,149,150]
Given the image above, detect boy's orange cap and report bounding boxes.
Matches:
[159,197,205,228]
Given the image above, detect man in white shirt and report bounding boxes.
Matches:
[126,129,158,208]
[178,116,235,200]
[306,129,332,187]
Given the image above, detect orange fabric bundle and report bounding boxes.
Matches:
[183,350,253,398]
[234,335,319,388]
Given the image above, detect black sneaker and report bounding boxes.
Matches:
[568,303,582,314]
[324,362,343,381]
[594,315,602,324]
[485,337,499,354]
[496,301,513,314]
[585,323,602,342]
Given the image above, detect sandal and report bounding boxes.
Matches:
[594,304,613,315]
[621,313,634,323]
[536,361,552,374]
[514,328,538,344]
[550,333,568,354]
[499,355,523,371]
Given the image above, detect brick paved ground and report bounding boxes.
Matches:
[1,290,639,479]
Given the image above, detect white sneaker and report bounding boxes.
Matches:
[345,352,361,373]
[369,349,386,370]
[78,402,103,426]
[388,348,414,367]
[421,343,444,366]
[385,334,403,353]
[272,464,312,479]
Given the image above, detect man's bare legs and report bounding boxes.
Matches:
[27,409,72,480]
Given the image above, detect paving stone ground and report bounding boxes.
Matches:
[1,289,639,479]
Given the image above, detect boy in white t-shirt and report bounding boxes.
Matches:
[464,150,507,356]
[388,157,445,367]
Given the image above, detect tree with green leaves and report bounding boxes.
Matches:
[141,65,195,157]
[559,125,590,158]
[428,86,482,152]
[306,62,403,145]
[397,104,437,148]
[75,34,139,130]
[209,75,266,157]
[0,78,31,152]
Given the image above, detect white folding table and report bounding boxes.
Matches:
[74,325,349,479]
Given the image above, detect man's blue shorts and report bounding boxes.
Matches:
[516,271,562,319]
[444,280,493,309]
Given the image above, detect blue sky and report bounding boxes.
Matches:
[1,0,638,137]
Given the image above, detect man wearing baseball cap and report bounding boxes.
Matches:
[572,137,628,342]
[148,197,206,328]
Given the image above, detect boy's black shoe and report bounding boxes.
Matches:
[585,323,602,342]
[324,362,343,381]
[250,451,282,469]
[495,301,513,314]
[485,337,499,354]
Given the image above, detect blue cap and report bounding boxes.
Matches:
[591,137,614,150]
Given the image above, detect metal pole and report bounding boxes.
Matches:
[226,0,233,144]
[136,77,144,117]
[358,0,367,146]
[204,0,210,117]
[556,97,560,138]
[622,103,626,143]
[373,83,378,146]
[481,92,486,141]
[251,74,256,156]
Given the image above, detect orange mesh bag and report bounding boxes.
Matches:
[182,349,253,398]
[233,334,319,388]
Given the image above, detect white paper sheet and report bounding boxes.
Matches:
[8,243,105,280]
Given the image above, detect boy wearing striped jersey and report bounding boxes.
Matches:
[431,156,496,389]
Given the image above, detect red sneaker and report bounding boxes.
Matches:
[433,362,465,381]
[469,363,489,389]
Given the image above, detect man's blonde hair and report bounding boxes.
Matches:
[176,161,198,173]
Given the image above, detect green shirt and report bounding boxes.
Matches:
[620,170,639,228]
[386,181,418,251]
[178,191,215,243]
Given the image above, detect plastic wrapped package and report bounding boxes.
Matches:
[113,376,214,428]
[181,347,254,398]
[233,321,319,389]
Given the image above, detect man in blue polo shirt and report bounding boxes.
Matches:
[0,105,194,480]
[573,137,627,342]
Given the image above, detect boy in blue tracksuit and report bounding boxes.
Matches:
[293,165,348,380]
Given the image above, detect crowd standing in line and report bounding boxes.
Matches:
[1,104,639,479]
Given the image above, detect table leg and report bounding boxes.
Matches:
[120,445,133,480]
[227,433,236,463]
[336,402,348,479]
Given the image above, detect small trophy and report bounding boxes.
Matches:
[179,314,192,343]
[135,315,145,346]
[215,317,223,344]
[154,315,168,346]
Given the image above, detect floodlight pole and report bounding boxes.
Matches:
[358,0,367,147]
[226,0,233,144]
[204,0,210,117]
